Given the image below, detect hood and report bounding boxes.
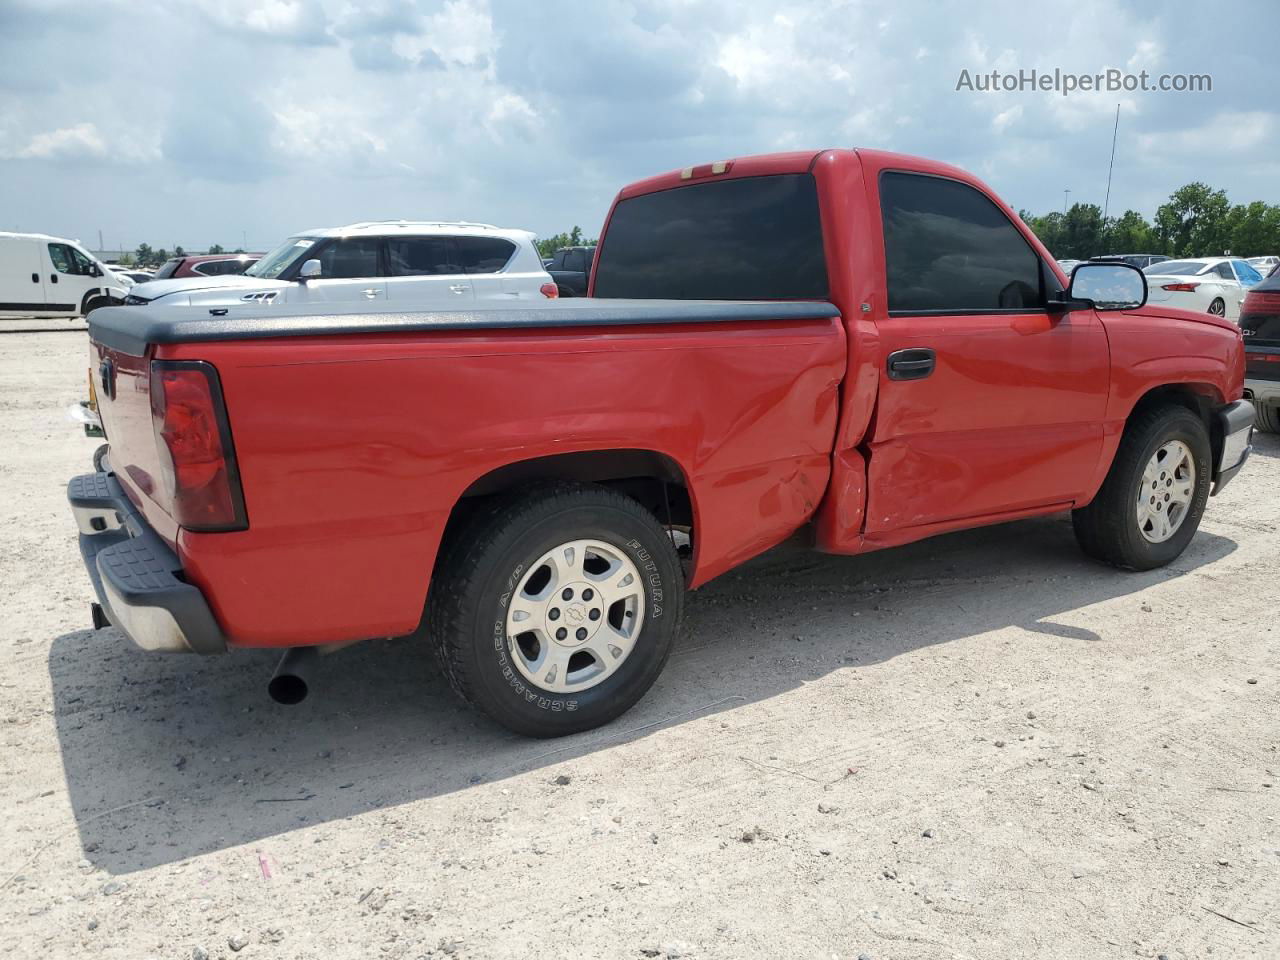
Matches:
[130,273,289,302]
[1126,302,1239,333]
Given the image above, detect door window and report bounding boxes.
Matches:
[1214,262,1235,281]
[456,237,517,274]
[318,238,382,279]
[563,249,586,273]
[70,247,95,275]
[387,237,461,275]
[47,243,76,274]
[880,172,1043,314]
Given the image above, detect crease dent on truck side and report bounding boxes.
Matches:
[70,147,1253,737]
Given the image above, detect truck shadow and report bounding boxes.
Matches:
[48,514,1236,874]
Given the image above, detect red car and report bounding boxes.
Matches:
[152,253,261,279]
[71,148,1251,737]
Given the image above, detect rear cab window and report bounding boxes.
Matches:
[593,173,828,300]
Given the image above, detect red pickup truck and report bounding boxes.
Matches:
[69,148,1253,737]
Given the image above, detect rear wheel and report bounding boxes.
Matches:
[1253,400,1280,433]
[427,483,684,737]
[1072,405,1211,570]
[1208,298,1226,317]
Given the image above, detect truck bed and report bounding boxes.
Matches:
[88,299,840,355]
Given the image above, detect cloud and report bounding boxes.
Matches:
[5,122,106,160]
[196,0,335,45]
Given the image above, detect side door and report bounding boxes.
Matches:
[1208,261,1242,319]
[384,236,475,305]
[44,242,90,316]
[292,237,386,304]
[863,170,1111,536]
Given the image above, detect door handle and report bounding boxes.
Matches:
[449,283,469,294]
[887,348,935,381]
[31,273,38,283]
[51,274,58,283]
[362,288,380,298]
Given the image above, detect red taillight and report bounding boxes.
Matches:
[540,282,559,299]
[149,360,247,532]
[1161,282,1200,292]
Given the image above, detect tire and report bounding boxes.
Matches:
[1072,405,1211,570]
[427,483,684,737]
[82,296,111,317]
[1208,298,1226,317]
[1253,399,1280,434]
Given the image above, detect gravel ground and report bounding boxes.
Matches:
[1,328,1277,960]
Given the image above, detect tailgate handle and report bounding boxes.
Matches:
[887,348,936,381]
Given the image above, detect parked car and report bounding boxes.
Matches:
[1247,255,1279,278]
[546,245,596,297]
[1142,257,1265,320]
[153,253,261,280]
[1239,267,1280,432]
[0,231,129,318]
[71,148,1251,737]
[1056,258,1083,275]
[109,268,155,285]
[1090,254,1170,270]
[124,221,556,307]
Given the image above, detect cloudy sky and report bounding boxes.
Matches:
[1,0,1276,253]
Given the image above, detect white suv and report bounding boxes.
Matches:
[124,221,557,308]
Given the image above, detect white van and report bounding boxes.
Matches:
[0,232,130,319]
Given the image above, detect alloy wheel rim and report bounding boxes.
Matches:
[505,539,645,694]
[1136,440,1195,543]
[1208,299,1225,316]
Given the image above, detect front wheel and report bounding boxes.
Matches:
[427,483,684,737]
[1072,405,1211,570]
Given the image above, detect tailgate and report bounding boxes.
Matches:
[90,339,180,545]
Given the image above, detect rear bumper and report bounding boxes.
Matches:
[1212,399,1254,496]
[67,470,225,654]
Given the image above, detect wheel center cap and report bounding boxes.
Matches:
[565,604,587,625]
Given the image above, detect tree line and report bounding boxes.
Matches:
[118,243,247,268]
[1020,183,1280,261]
[535,226,597,260]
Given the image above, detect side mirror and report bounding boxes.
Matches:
[89,264,102,277]
[298,259,322,281]
[1067,262,1147,311]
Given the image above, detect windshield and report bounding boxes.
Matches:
[1144,260,1208,276]
[245,236,319,279]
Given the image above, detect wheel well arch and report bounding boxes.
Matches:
[1126,382,1225,464]
[80,288,113,315]
[446,447,697,544]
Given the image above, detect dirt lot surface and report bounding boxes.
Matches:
[1,328,1277,960]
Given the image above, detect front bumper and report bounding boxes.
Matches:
[1212,399,1254,496]
[68,470,225,654]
